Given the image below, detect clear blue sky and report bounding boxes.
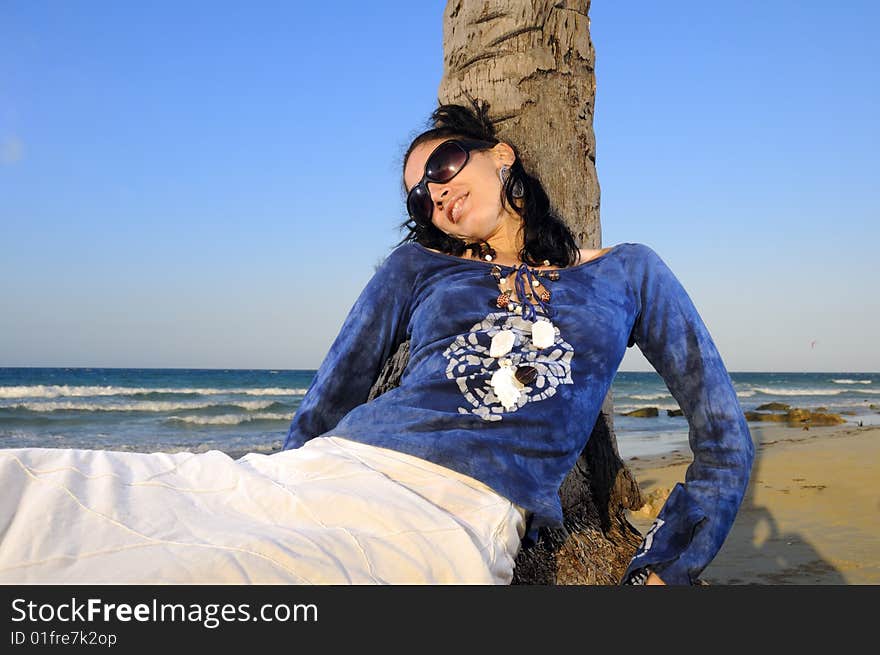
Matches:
[1,1,877,372]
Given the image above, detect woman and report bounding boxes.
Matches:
[281,99,754,586]
[0,100,753,586]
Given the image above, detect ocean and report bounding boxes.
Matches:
[0,368,877,460]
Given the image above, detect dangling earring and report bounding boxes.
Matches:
[512,178,524,199]
[499,165,524,199]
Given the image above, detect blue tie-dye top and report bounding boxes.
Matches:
[283,241,755,585]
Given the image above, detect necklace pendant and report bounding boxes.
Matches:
[489,329,516,357]
[495,291,511,309]
[532,320,555,349]
[490,364,523,410]
[515,365,538,385]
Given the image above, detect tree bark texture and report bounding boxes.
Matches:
[368,0,649,584]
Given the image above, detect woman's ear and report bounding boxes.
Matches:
[492,142,517,168]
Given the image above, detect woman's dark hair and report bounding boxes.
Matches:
[397,94,580,268]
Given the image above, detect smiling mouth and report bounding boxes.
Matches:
[448,193,468,223]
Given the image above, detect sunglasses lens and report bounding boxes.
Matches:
[407,140,485,222]
[425,141,468,182]
[407,184,433,222]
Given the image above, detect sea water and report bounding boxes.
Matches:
[0,368,876,459]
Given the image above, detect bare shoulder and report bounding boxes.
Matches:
[576,246,615,265]
[418,243,482,261]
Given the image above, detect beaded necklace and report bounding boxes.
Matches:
[469,241,562,402]
[470,240,560,319]
[491,261,559,321]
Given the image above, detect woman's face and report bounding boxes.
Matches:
[403,138,516,242]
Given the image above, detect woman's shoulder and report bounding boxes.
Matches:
[576,243,651,268]
[576,246,612,265]
[402,241,482,263]
[578,243,665,280]
[368,242,428,283]
[600,242,658,263]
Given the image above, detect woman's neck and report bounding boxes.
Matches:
[476,211,527,265]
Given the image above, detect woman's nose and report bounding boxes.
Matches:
[431,186,451,211]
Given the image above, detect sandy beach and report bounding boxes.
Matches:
[624,423,880,584]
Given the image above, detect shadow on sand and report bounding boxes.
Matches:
[696,427,848,584]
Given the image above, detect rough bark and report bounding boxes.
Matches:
[369,0,649,584]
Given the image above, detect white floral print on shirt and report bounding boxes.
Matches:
[442,311,574,421]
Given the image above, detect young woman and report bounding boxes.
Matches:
[0,100,753,586]
[281,99,754,586]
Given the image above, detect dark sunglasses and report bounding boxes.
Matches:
[406,138,496,223]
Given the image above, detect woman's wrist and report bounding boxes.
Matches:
[645,570,666,585]
[625,566,651,585]
[625,566,667,585]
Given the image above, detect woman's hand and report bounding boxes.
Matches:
[645,571,667,585]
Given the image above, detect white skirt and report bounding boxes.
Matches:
[0,436,527,584]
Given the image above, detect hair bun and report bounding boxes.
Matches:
[431,93,496,141]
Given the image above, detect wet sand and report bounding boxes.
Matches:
[624,423,880,584]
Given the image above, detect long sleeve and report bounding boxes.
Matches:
[282,246,418,451]
[620,244,755,586]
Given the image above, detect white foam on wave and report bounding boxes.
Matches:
[628,390,757,401]
[616,403,683,413]
[831,379,872,384]
[751,386,879,396]
[1,399,279,413]
[821,398,880,407]
[0,385,309,399]
[626,390,756,402]
[166,412,292,425]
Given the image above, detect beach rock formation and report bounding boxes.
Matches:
[756,402,791,411]
[622,407,659,418]
[745,407,846,426]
